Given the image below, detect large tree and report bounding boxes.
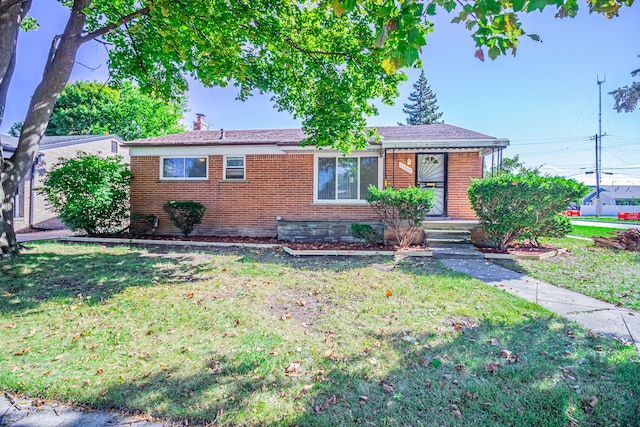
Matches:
[610,55,640,113]
[44,80,185,140]
[0,0,633,256]
[400,70,443,125]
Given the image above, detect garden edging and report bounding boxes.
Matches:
[58,236,433,257]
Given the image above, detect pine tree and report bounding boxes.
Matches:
[400,70,443,125]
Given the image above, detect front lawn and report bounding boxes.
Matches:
[494,238,640,312]
[1,242,638,426]
[569,225,621,238]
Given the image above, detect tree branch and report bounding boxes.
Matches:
[0,0,26,14]
[80,6,149,43]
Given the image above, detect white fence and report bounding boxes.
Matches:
[580,205,640,217]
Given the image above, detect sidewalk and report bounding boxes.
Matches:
[16,229,74,243]
[439,257,640,352]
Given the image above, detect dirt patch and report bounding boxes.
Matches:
[90,233,426,252]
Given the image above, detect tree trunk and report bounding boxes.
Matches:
[0,0,90,255]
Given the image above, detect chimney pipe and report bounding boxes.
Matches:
[193,113,208,131]
[220,129,225,140]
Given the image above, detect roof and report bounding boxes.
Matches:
[123,124,509,149]
[1,134,123,153]
[584,185,640,203]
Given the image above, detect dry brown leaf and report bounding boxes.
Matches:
[297,300,307,307]
[385,289,393,298]
[14,347,30,356]
[455,364,467,372]
[490,338,500,346]
[485,362,500,373]
[280,314,292,321]
[451,404,462,418]
[96,369,104,375]
[381,382,394,393]
[323,350,334,359]
[359,395,368,404]
[185,291,194,299]
[498,349,512,358]
[285,361,301,376]
[424,379,432,388]
[53,355,63,361]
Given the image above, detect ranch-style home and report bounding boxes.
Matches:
[124,120,509,240]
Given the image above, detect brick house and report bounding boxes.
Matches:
[124,122,508,240]
[1,134,127,232]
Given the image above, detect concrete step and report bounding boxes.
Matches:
[429,243,484,259]
[425,229,471,244]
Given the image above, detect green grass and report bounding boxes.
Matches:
[1,242,639,426]
[569,225,621,238]
[575,216,640,225]
[495,238,640,312]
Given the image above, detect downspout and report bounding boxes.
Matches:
[392,149,395,187]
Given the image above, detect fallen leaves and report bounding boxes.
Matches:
[450,404,462,418]
[311,395,337,414]
[485,362,500,374]
[385,289,393,298]
[14,347,30,356]
[284,361,301,377]
[381,382,394,393]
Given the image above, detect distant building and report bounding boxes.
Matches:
[1,134,127,232]
[581,185,640,216]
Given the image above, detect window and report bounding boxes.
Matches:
[317,156,379,201]
[224,156,245,180]
[111,141,118,153]
[161,157,208,179]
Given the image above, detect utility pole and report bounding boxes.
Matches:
[595,75,606,217]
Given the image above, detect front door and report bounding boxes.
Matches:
[416,154,446,216]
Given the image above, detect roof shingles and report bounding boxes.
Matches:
[124,124,502,147]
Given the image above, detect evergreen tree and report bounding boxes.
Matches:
[400,71,443,125]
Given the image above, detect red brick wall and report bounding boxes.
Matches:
[447,152,482,219]
[130,154,379,237]
[130,150,482,237]
[384,152,415,189]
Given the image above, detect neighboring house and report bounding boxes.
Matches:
[1,134,127,232]
[124,121,508,240]
[581,185,640,216]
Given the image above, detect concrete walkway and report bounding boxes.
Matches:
[16,229,74,243]
[440,257,640,351]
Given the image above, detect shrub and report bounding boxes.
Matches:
[523,214,573,246]
[162,200,206,236]
[129,213,158,237]
[467,173,588,250]
[39,152,130,235]
[366,186,434,248]
[350,223,382,245]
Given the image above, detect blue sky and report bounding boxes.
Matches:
[3,1,639,183]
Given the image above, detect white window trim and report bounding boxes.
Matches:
[313,153,382,204]
[223,155,246,180]
[160,156,209,180]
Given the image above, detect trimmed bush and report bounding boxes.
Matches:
[468,173,587,250]
[162,201,206,236]
[367,186,434,248]
[350,223,382,245]
[39,152,130,235]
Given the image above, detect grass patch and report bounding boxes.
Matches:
[569,225,621,238]
[494,238,640,311]
[1,242,639,426]
[576,216,640,225]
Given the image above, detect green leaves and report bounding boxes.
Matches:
[367,186,434,248]
[468,173,588,250]
[39,153,131,235]
[46,81,185,141]
[162,201,206,237]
